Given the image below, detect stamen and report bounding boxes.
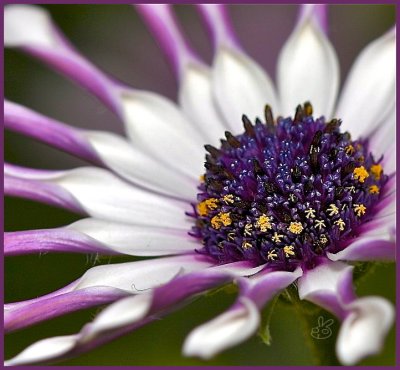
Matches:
[353,204,367,217]
[255,214,273,232]
[353,166,369,183]
[370,164,383,180]
[288,222,303,234]
[369,185,380,194]
[283,245,295,258]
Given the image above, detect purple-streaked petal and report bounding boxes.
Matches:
[298,259,395,365]
[4,5,125,115]
[5,218,198,257]
[298,260,354,319]
[5,254,213,332]
[382,143,396,176]
[328,237,395,262]
[183,297,260,360]
[196,4,239,49]
[336,296,395,365]
[120,90,205,179]
[5,101,196,200]
[4,169,85,214]
[183,268,302,359]
[4,164,191,228]
[135,5,228,143]
[135,4,200,80]
[5,287,129,333]
[4,100,100,164]
[6,268,232,365]
[298,4,328,34]
[277,4,339,119]
[337,27,395,139]
[368,107,395,162]
[198,4,279,130]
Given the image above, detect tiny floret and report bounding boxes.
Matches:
[283,245,295,258]
[315,219,326,230]
[353,166,369,183]
[288,222,303,234]
[369,185,380,194]
[222,194,235,204]
[271,232,284,243]
[334,218,346,231]
[211,212,232,229]
[305,208,316,219]
[370,164,383,180]
[353,204,367,217]
[255,214,273,232]
[327,204,339,217]
[267,249,278,260]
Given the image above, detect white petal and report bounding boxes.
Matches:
[336,297,395,365]
[212,47,279,131]
[4,5,56,48]
[87,294,152,334]
[179,63,228,145]
[5,335,78,366]
[67,218,197,256]
[183,297,260,359]
[120,90,204,179]
[84,131,196,200]
[277,7,339,119]
[298,261,352,300]
[74,255,211,293]
[337,28,395,139]
[51,167,190,228]
[368,107,396,161]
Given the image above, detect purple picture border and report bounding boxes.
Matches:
[1,0,398,369]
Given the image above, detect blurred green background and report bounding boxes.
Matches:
[4,4,396,366]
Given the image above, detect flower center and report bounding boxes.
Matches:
[189,103,387,270]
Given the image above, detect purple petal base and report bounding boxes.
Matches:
[5,287,128,333]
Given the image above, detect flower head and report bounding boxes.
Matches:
[4,3,395,366]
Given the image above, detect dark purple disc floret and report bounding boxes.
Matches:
[189,103,387,271]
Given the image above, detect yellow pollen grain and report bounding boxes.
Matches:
[305,208,316,219]
[271,232,284,243]
[288,222,303,234]
[320,234,328,244]
[327,204,339,217]
[242,241,252,250]
[334,218,346,231]
[354,204,367,217]
[283,245,295,258]
[353,166,369,183]
[255,214,273,232]
[345,145,355,155]
[211,212,232,229]
[369,185,380,194]
[222,194,235,205]
[199,174,205,182]
[370,164,383,180]
[267,249,278,260]
[197,198,219,216]
[244,223,253,236]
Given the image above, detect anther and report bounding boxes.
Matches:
[304,101,313,116]
[242,115,255,137]
[294,105,304,122]
[267,249,278,260]
[204,144,221,158]
[353,166,369,183]
[264,105,274,126]
[283,245,295,258]
[225,131,241,148]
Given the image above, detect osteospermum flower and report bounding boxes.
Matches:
[4,4,396,366]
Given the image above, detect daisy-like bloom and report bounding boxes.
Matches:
[4,4,396,366]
